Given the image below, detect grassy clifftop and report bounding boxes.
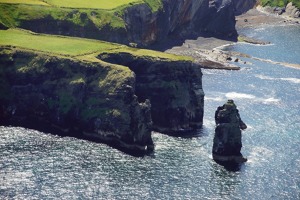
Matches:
[259,0,300,8]
[0,0,162,11]
[0,28,191,63]
[0,0,163,37]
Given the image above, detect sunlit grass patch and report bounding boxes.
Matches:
[43,0,141,9]
[0,28,192,63]
[0,29,120,56]
[0,0,49,6]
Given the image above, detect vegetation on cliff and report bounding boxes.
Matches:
[0,0,207,150]
[259,0,300,8]
[0,29,191,62]
[0,0,163,30]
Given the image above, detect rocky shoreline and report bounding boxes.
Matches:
[165,7,300,70]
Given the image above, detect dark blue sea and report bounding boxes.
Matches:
[1,24,300,199]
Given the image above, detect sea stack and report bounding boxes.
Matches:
[212,99,247,164]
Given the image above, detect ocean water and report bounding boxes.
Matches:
[1,25,300,199]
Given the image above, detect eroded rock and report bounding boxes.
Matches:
[212,100,247,164]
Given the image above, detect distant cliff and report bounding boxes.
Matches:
[0,0,238,47]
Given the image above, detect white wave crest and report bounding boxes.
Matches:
[206,92,280,105]
[255,74,275,80]
[280,78,300,84]
[225,92,256,99]
[256,74,300,84]
[204,96,223,102]
[263,97,281,104]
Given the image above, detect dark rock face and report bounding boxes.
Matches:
[212,100,247,164]
[232,0,257,15]
[124,0,238,47]
[0,47,204,151]
[98,52,204,135]
[0,47,153,152]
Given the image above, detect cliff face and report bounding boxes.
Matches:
[0,46,204,150]
[122,0,238,46]
[0,0,237,47]
[98,52,204,134]
[0,47,153,151]
[232,0,257,15]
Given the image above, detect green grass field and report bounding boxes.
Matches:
[0,0,49,6]
[259,0,300,8]
[0,29,191,61]
[0,0,143,9]
[0,29,120,56]
[0,0,163,10]
[44,0,141,9]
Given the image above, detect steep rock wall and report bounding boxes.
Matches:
[0,47,153,152]
[232,0,257,15]
[98,52,204,134]
[124,0,238,46]
[0,46,205,149]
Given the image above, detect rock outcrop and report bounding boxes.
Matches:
[0,0,238,47]
[98,52,204,134]
[232,0,257,15]
[0,47,154,152]
[212,100,247,164]
[285,2,300,18]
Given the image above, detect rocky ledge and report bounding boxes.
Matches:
[0,46,204,153]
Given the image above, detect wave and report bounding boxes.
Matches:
[205,92,280,105]
[225,92,256,99]
[280,78,300,84]
[255,74,300,84]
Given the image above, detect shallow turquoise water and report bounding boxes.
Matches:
[1,25,300,199]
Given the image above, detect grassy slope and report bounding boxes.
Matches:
[44,0,140,9]
[259,0,300,8]
[0,28,192,62]
[0,0,140,9]
[0,4,126,29]
[0,0,163,33]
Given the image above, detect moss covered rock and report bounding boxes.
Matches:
[0,47,153,152]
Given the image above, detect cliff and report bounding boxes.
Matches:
[98,52,204,134]
[0,0,237,47]
[232,0,257,15]
[0,29,204,152]
[0,47,153,152]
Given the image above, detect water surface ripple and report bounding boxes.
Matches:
[1,25,300,199]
